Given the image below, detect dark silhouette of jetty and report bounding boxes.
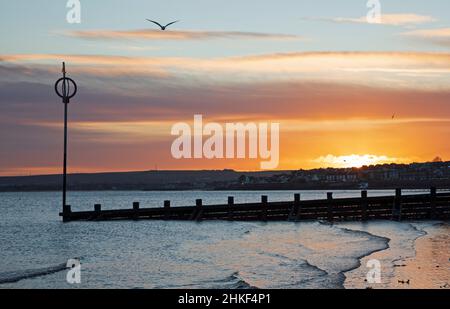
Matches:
[60,188,449,222]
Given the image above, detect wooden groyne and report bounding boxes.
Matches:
[60,188,450,223]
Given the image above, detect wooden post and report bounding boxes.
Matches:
[327,192,333,222]
[63,205,71,222]
[430,187,436,219]
[392,188,402,221]
[361,190,368,221]
[164,200,171,220]
[290,193,300,221]
[228,196,234,220]
[94,204,101,212]
[194,199,203,221]
[94,204,101,220]
[295,193,302,221]
[261,195,268,221]
[132,202,139,220]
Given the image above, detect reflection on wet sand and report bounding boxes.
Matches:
[395,223,450,289]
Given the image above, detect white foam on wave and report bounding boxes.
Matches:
[0,262,68,284]
[337,221,428,289]
[180,221,391,289]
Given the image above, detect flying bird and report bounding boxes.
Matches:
[146,19,179,30]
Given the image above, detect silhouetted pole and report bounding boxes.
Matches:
[54,62,77,213]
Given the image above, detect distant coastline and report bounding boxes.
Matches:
[1,161,449,192]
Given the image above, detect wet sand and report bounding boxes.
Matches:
[341,221,449,289]
[394,222,450,289]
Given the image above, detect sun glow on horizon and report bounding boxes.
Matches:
[313,154,406,168]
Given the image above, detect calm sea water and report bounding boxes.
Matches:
[0,190,440,288]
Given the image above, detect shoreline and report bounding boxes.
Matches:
[2,187,450,193]
[393,222,450,289]
[342,221,449,289]
[336,226,391,289]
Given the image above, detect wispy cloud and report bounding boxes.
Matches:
[64,29,301,41]
[306,14,436,26]
[3,52,450,91]
[36,120,170,140]
[282,118,450,132]
[401,28,450,47]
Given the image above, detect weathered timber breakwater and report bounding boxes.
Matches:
[60,188,450,222]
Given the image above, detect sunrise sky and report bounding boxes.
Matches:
[1,0,450,176]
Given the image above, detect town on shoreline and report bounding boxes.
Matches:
[1,160,449,192]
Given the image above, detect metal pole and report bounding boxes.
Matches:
[55,62,77,215]
[62,62,68,210]
[63,101,68,209]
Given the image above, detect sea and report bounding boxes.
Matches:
[0,189,446,289]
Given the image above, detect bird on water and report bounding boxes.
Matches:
[146,19,179,30]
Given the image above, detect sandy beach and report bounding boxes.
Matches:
[393,222,450,289]
[343,221,449,289]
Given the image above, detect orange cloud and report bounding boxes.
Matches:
[282,118,450,132]
[402,28,450,47]
[34,120,171,143]
[306,14,436,26]
[3,52,450,91]
[64,29,301,41]
[402,27,450,38]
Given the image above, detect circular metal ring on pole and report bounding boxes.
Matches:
[55,77,78,102]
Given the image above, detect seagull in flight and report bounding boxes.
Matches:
[146,19,179,30]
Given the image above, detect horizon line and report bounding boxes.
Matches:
[2,159,448,178]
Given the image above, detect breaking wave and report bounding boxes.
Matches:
[0,262,68,284]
